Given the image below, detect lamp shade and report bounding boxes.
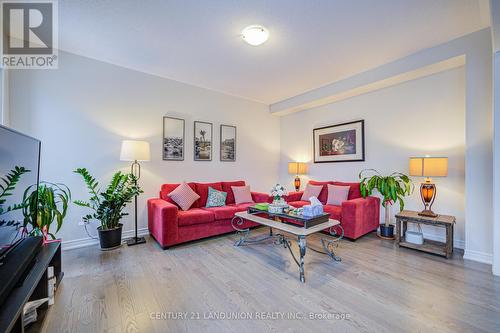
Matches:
[120,140,151,162]
[288,162,308,175]
[409,157,448,177]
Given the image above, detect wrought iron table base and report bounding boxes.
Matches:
[231,216,343,283]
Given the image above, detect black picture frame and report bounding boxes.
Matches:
[313,120,365,163]
[194,121,213,161]
[220,124,236,162]
[162,116,185,161]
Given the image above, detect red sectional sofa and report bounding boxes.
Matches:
[148,181,271,248]
[286,180,380,240]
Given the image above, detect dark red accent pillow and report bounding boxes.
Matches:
[331,181,362,200]
[221,181,246,204]
[160,183,198,208]
[195,182,223,207]
[308,180,330,204]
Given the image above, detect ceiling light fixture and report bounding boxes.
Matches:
[241,25,269,46]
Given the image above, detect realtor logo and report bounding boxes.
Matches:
[1,0,58,69]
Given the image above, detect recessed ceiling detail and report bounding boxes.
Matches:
[57,0,489,104]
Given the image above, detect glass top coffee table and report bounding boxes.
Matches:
[231,210,344,283]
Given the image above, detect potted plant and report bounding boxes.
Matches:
[73,168,142,250]
[22,182,71,242]
[359,169,413,239]
[0,166,30,228]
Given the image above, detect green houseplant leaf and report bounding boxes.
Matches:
[22,182,71,239]
[359,169,414,227]
[74,168,143,230]
[0,166,30,216]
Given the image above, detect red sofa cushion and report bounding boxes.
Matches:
[221,181,246,204]
[331,181,362,200]
[160,183,198,208]
[288,200,310,208]
[323,204,342,221]
[178,208,215,226]
[195,182,223,207]
[202,203,253,220]
[308,180,330,204]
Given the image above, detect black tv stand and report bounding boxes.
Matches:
[0,243,63,333]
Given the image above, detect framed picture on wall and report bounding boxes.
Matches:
[313,120,365,163]
[220,125,236,162]
[163,116,185,161]
[194,121,213,161]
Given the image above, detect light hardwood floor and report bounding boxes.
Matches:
[40,229,500,333]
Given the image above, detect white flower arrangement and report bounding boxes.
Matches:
[270,184,287,200]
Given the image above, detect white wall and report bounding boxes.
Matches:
[275,29,493,265]
[8,51,280,248]
[279,68,466,246]
[490,0,500,276]
[493,53,500,276]
[0,69,8,126]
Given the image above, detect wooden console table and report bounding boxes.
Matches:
[395,210,456,258]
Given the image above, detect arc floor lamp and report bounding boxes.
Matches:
[120,140,150,246]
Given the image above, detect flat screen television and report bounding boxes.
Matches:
[0,125,40,263]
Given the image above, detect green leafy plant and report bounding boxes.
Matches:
[73,168,142,230]
[0,166,30,216]
[22,182,71,239]
[359,169,413,227]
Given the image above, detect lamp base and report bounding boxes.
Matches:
[294,176,301,192]
[127,236,146,246]
[418,210,438,218]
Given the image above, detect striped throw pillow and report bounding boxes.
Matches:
[168,182,200,211]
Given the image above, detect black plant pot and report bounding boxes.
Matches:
[379,224,395,239]
[97,224,123,250]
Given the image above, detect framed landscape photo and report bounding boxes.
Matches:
[163,116,185,161]
[220,125,236,162]
[313,120,365,163]
[194,121,213,161]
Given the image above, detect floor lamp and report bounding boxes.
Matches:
[120,140,150,246]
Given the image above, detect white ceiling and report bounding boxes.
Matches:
[59,0,490,104]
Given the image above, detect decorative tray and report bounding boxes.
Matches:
[247,206,330,229]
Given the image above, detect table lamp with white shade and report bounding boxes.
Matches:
[409,156,448,217]
[120,140,150,246]
[288,162,308,191]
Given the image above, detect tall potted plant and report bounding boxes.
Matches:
[359,169,413,239]
[73,168,142,250]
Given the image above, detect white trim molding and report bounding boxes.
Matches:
[463,249,493,265]
[62,227,149,251]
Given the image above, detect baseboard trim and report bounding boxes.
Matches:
[62,227,149,251]
[463,249,493,265]
[493,264,500,277]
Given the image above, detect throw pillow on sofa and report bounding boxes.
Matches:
[327,184,350,206]
[167,182,200,211]
[231,185,254,204]
[301,183,323,201]
[206,186,227,207]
